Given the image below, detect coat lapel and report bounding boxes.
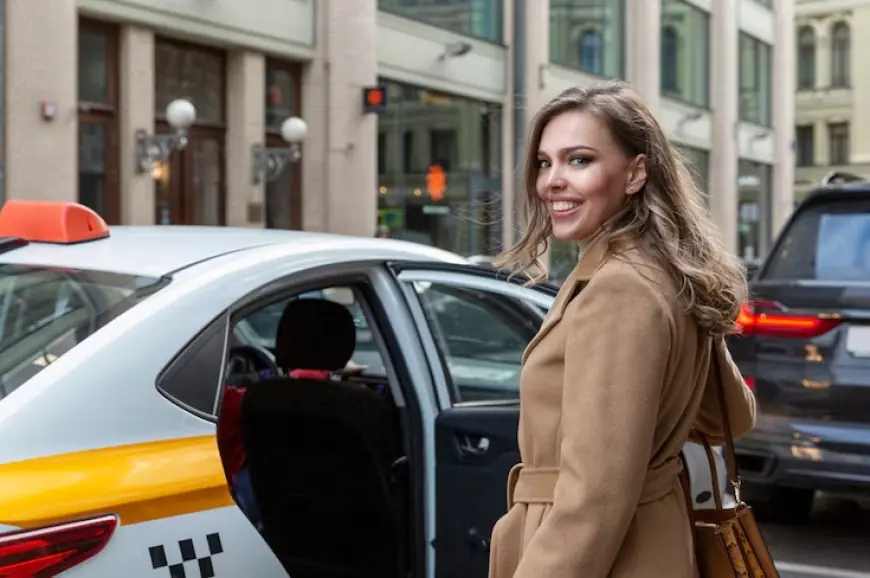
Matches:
[522,240,608,364]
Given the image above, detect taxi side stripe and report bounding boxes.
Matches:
[0,435,234,528]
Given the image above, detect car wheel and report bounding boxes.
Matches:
[751,485,815,525]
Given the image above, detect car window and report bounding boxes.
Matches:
[411,281,543,403]
[764,199,870,281]
[0,264,166,401]
[233,286,388,378]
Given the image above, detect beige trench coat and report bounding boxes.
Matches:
[488,241,757,578]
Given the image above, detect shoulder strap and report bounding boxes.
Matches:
[709,338,743,502]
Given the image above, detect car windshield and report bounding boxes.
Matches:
[0,264,166,400]
[763,199,870,282]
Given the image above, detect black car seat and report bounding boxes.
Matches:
[241,298,404,578]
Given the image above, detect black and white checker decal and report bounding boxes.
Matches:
[149,533,224,578]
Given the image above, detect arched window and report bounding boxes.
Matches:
[831,22,850,87]
[578,30,603,75]
[797,26,815,90]
[661,26,680,94]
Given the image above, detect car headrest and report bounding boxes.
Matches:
[274,298,356,372]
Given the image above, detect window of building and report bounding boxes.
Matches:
[676,144,710,200]
[739,33,773,126]
[797,26,815,90]
[550,0,625,79]
[378,0,503,43]
[738,160,773,261]
[831,22,850,88]
[660,0,710,107]
[154,39,226,226]
[77,19,120,224]
[264,59,303,230]
[376,80,503,256]
[795,125,814,167]
[829,122,850,166]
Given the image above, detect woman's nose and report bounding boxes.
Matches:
[547,167,567,190]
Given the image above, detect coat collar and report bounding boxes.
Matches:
[521,238,608,363]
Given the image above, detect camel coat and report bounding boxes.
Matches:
[488,241,757,578]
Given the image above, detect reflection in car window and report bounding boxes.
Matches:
[0,265,166,401]
[233,286,387,377]
[412,282,543,403]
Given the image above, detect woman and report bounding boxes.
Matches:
[488,82,758,577]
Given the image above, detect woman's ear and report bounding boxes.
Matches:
[625,154,648,197]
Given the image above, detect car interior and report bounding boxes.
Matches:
[217,286,410,578]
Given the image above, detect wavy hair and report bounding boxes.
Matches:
[496,81,747,336]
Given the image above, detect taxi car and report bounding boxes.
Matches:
[0,200,727,578]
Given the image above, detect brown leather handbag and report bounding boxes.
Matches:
[679,347,779,578]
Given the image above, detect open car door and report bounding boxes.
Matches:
[391,262,556,578]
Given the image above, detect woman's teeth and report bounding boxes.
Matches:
[552,201,580,212]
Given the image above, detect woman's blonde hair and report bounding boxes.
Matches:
[496,81,748,336]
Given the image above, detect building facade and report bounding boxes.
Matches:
[1,0,794,272]
[794,0,869,201]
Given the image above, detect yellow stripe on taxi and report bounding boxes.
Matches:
[0,436,234,529]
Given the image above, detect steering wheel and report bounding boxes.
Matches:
[226,345,281,382]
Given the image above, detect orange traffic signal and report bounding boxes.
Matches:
[426,165,447,201]
[362,86,387,114]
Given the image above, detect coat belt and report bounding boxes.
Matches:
[506,458,683,509]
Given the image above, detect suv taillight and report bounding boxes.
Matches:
[0,515,117,577]
[734,299,841,339]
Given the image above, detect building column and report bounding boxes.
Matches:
[119,25,155,224]
[501,0,516,250]
[626,0,661,112]
[709,0,740,251]
[301,0,377,237]
[771,0,796,235]
[5,0,77,202]
[522,0,550,123]
[225,51,265,227]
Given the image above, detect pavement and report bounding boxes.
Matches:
[763,494,870,578]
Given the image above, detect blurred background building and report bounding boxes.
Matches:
[794,0,868,201]
[0,0,794,274]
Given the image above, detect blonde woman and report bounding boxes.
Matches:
[488,82,757,577]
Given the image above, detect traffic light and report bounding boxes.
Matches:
[426,165,447,201]
[362,86,387,114]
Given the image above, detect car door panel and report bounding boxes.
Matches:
[434,403,520,578]
[391,263,552,578]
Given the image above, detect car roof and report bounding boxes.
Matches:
[0,225,467,277]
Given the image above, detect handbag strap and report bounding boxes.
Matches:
[708,338,743,503]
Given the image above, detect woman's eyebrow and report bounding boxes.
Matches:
[538,145,599,156]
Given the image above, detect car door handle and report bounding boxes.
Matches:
[468,526,489,551]
[457,434,490,456]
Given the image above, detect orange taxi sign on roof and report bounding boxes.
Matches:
[0,200,110,244]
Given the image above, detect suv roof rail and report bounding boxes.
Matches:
[820,170,867,186]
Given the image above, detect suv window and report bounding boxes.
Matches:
[0,264,166,400]
[764,199,870,281]
[411,282,543,403]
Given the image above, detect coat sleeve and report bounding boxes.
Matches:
[690,338,757,444]
[512,266,673,578]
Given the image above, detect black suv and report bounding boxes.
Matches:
[729,171,870,523]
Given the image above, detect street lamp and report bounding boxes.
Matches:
[251,116,308,185]
[135,98,197,174]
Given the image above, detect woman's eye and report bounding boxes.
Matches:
[569,156,589,166]
[537,159,551,169]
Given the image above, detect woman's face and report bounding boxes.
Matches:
[535,110,646,242]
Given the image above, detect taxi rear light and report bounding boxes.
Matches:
[0,200,110,244]
[0,514,117,577]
